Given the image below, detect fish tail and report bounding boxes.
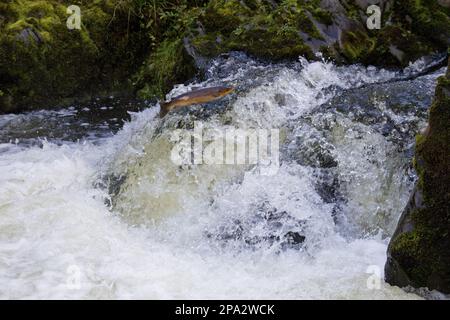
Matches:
[159,101,171,118]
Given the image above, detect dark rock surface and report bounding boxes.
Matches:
[385,57,450,294]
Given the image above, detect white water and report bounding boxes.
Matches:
[0,55,442,299]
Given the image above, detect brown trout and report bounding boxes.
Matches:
[159,86,234,118]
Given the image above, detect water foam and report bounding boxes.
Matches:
[0,54,442,299]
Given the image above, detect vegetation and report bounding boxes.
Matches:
[0,0,207,112]
[386,58,450,293]
[0,0,449,112]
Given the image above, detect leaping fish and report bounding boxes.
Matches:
[159,86,234,118]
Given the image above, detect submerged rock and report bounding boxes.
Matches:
[385,57,450,293]
[207,201,307,251]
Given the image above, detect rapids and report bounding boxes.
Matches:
[0,53,446,299]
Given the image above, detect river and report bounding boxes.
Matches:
[0,52,446,299]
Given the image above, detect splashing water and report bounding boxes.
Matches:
[0,53,444,299]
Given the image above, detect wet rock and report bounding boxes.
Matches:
[189,0,449,67]
[2,0,449,113]
[0,0,147,113]
[385,59,450,294]
[285,124,338,169]
[183,36,209,71]
[207,201,307,251]
[16,27,43,45]
[136,38,198,99]
[323,76,436,148]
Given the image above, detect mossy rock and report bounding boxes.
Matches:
[190,32,224,57]
[135,38,197,100]
[2,0,450,112]
[0,0,149,113]
[385,60,450,293]
[363,24,434,67]
[391,0,450,48]
[340,28,376,63]
[202,0,254,33]
[190,0,450,66]
[190,0,324,61]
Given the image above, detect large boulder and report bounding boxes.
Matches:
[385,56,450,293]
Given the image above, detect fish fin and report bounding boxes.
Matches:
[159,101,171,118]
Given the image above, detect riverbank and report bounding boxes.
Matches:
[1,0,449,113]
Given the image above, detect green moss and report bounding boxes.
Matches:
[387,65,450,292]
[340,0,361,20]
[364,24,433,67]
[0,0,151,112]
[192,0,446,65]
[297,10,323,40]
[311,7,333,26]
[191,0,320,61]
[231,28,312,60]
[390,231,429,283]
[392,0,450,49]
[130,2,206,100]
[135,38,196,99]
[389,205,450,289]
[340,29,376,63]
[1,0,449,112]
[202,0,253,33]
[190,32,223,57]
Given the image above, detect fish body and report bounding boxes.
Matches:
[160,86,234,117]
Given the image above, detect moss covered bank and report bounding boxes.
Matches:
[0,0,151,112]
[1,0,450,113]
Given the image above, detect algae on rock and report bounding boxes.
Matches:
[1,0,450,112]
[0,0,150,112]
[188,0,450,66]
[385,57,450,294]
